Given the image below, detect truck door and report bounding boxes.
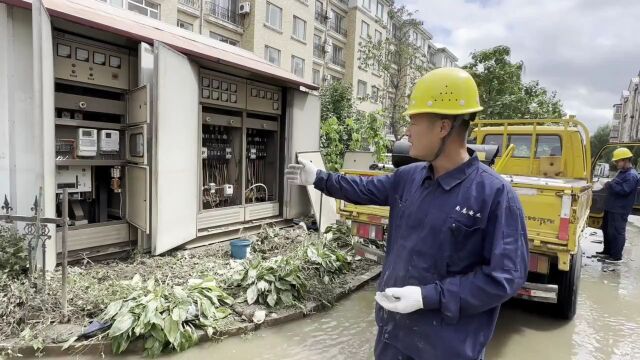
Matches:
[589,143,640,228]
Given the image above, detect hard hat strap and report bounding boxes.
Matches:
[429,116,466,162]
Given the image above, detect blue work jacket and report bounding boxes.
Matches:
[605,168,639,215]
[314,154,529,360]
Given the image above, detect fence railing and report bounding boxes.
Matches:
[329,20,347,36]
[204,2,243,27]
[1,188,70,319]
[330,56,346,68]
[178,0,200,10]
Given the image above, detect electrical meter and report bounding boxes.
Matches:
[99,130,120,153]
[77,128,98,157]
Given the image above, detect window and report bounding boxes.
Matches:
[177,20,193,31]
[362,0,371,10]
[291,56,305,78]
[371,86,379,102]
[265,46,281,66]
[357,80,367,98]
[361,20,370,38]
[210,32,239,46]
[376,1,384,18]
[313,34,323,58]
[312,69,321,85]
[536,136,562,157]
[482,134,532,158]
[482,135,504,155]
[329,74,342,84]
[293,16,306,40]
[127,0,160,19]
[374,29,382,42]
[266,2,282,30]
[329,10,346,35]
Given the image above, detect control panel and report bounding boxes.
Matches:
[200,70,247,109]
[247,81,282,115]
[53,32,130,90]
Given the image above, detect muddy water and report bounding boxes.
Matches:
[91,220,640,360]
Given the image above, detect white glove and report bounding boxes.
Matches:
[285,159,318,186]
[375,286,423,314]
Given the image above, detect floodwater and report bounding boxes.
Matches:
[83,219,640,360]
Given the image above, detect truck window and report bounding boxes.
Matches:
[482,135,504,155]
[536,135,562,157]
[510,135,532,158]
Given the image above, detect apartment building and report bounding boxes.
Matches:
[612,74,640,143]
[610,103,622,143]
[97,0,458,112]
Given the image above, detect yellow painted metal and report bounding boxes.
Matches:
[494,144,515,173]
[472,118,592,180]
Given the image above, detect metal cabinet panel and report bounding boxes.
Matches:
[126,85,149,125]
[151,41,199,255]
[245,117,278,131]
[126,165,149,232]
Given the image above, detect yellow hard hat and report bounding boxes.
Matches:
[612,147,633,162]
[403,68,483,117]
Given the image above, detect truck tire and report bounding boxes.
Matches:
[554,246,582,320]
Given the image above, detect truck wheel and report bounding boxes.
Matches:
[554,246,582,320]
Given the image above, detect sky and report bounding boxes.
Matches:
[400,0,640,131]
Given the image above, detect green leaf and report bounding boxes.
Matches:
[280,291,293,305]
[150,324,165,341]
[275,281,290,290]
[163,316,179,346]
[109,312,134,337]
[247,285,258,305]
[112,334,131,354]
[267,291,277,307]
[101,299,123,320]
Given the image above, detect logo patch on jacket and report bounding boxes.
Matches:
[456,205,481,218]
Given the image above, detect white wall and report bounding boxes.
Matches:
[0,5,56,270]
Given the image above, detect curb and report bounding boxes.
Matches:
[1,266,381,357]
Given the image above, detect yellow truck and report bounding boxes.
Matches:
[338,119,592,319]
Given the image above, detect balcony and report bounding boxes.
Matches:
[315,10,327,25]
[313,44,325,59]
[329,21,347,37]
[330,56,345,68]
[204,2,243,27]
[178,0,200,12]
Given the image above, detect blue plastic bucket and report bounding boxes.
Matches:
[230,239,252,260]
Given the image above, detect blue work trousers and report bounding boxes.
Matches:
[602,210,629,260]
[374,329,486,360]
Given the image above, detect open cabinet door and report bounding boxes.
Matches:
[32,0,56,269]
[151,42,198,255]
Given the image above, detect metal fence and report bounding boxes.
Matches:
[178,0,200,10]
[329,20,347,36]
[205,2,243,27]
[1,188,70,318]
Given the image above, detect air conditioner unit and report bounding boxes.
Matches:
[239,2,251,14]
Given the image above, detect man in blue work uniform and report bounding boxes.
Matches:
[286,68,529,360]
[596,147,640,263]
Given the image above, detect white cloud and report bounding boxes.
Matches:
[401,0,640,131]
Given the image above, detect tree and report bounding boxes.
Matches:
[319,82,388,171]
[590,124,612,160]
[462,45,564,120]
[358,1,429,140]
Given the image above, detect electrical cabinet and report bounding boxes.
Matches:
[198,70,282,228]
